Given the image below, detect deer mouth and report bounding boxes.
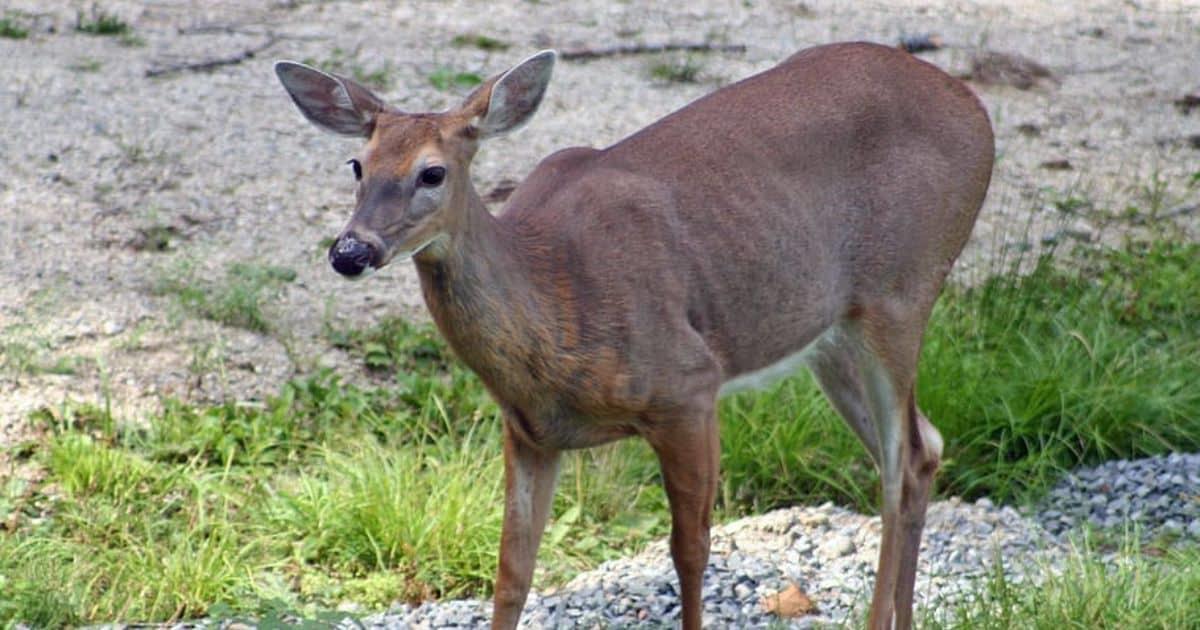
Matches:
[328,233,382,279]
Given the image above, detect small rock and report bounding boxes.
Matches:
[819,534,855,558]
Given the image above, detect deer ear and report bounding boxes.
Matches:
[466,50,556,139]
[274,61,385,137]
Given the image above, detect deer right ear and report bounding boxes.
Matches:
[466,50,556,139]
[274,61,385,137]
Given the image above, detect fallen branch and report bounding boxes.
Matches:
[560,42,746,61]
[145,34,280,78]
[1127,203,1198,225]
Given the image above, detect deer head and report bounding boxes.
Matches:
[274,51,556,278]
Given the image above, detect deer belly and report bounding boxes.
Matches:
[717,325,835,397]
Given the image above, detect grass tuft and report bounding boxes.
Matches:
[0,15,29,39]
[428,67,484,91]
[155,260,297,333]
[451,33,510,52]
[75,7,130,36]
[925,538,1200,629]
[648,56,704,83]
[301,47,392,90]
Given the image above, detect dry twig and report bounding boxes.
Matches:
[560,42,746,61]
[146,34,280,78]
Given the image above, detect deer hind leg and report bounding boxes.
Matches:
[812,315,939,630]
[894,401,942,629]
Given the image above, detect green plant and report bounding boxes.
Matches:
[301,47,392,89]
[925,538,1200,629]
[428,67,483,91]
[155,260,297,333]
[648,56,704,83]
[75,7,130,36]
[118,31,145,47]
[0,15,29,39]
[450,33,510,51]
[68,57,102,73]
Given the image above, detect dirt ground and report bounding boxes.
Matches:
[1,0,1197,458]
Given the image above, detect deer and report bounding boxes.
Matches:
[275,41,993,630]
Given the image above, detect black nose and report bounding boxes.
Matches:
[329,235,376,277]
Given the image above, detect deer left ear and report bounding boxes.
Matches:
[275,61,386,137]
[465,50,556,139]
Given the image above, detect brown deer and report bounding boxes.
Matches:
[275,41,993,629]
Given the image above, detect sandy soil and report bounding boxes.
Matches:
[1,0,1197,455]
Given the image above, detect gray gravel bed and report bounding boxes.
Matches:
[362,498,1060,629]
[1034,452,1200,540]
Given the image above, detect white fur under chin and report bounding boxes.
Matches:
[394,236,443,262]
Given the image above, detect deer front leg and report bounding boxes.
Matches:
[492,422,561,630]
[648,411,720,630]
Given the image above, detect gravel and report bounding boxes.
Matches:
[356,499,1059,629]
[1034,452,1200,540]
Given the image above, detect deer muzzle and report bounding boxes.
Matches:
[328,233,381,279]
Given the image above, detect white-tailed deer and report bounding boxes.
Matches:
[276,42,993,629]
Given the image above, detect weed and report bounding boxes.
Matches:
[68,58,102,73]
[450,33,510,52]
[648,56,704,83]
[302,47,392,89]
[131,224,181,252]
[0,337,87,377]
[75,7,130,36]
[0,15,29,39]
[155,260,297,333]
[118,31,145,47]
[428,67,483,91]
[924,537,1200,628]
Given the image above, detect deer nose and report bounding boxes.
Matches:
[329,235,377,278]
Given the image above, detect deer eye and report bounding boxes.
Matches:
[418,166,446,187]
[347,159,362,181]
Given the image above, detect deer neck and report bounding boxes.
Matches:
[412,188,548,395]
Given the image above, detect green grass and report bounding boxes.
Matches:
[75,8,130,36]
[428,67,484,91]
[2,237,1197,625]
[155,260,297,333]
[450,33,510,52]
[922,239,1200,505]
[648,56,705,83]
[301,47,392,90]
[0,15,29,39]
[923,539,1200,629]
[68,57,102,73]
